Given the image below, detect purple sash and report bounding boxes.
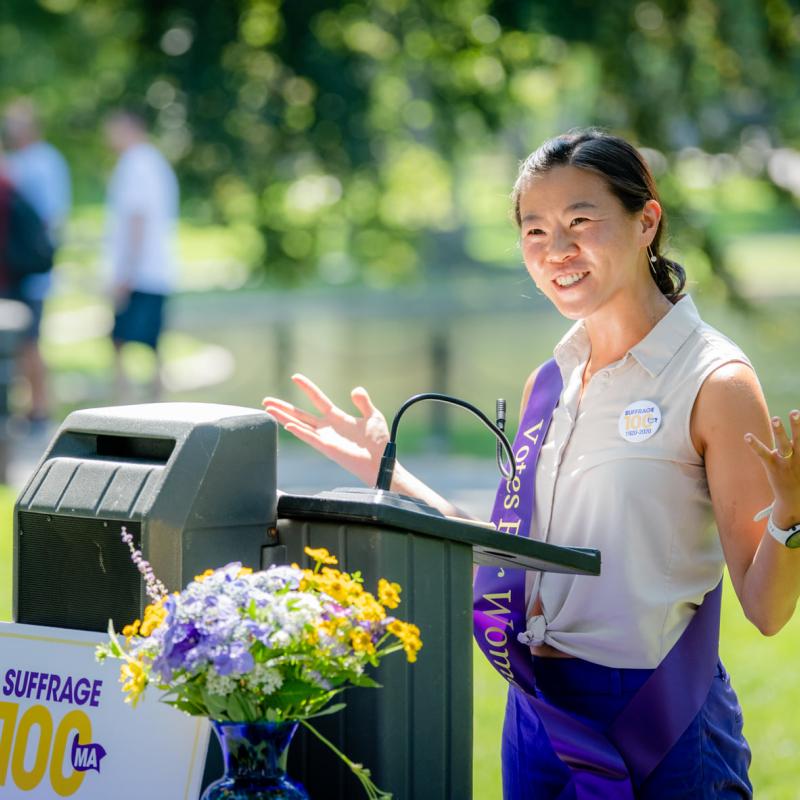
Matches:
[473,358,721,795]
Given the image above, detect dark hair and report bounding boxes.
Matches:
[512,128,685,299]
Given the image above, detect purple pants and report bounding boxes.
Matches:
[502,657,752,799]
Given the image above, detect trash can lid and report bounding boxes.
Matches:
[68,402,267,424]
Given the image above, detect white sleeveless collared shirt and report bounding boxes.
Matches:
[523,295,752,668]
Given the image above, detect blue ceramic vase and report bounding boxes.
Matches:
[201,720,309,800]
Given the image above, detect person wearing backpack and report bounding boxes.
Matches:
[0,171,55,304]
[2,99,71,431]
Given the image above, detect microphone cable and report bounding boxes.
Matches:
[374,393,516,491]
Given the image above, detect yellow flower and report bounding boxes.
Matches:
[311,567,364,604]
[139,598,168,637]
[352,592,386,623]
[319,617,346,637]
[350,628,376,655]
[327,567,362,590]
[378,579,402,609]
[194,568,215,583]
[122,619,141,638]
[298,568,317,592]
[238,566,253,578]
[404,645,421,663]
[120,659,147,705]
[320,577,349,604]
[388,620,423,663]
[304,546,338,565]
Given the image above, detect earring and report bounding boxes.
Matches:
[647,246,657,265]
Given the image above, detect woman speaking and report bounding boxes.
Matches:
[263,129,800,798]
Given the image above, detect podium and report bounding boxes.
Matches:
[272,487,601,800]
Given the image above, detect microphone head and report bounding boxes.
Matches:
[495,398,506,429]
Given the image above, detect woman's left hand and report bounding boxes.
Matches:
[745,410,800,528]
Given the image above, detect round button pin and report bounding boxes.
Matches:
[618,400,662,442]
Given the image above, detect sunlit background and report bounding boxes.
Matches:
[2,1,800,797]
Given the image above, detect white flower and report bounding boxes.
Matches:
[270,630,292,649]
[252,566,304,593]
[245,663,283,695]
[206,669,236,696]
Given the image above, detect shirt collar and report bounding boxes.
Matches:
[553,319,590,375]
[553,294,702,378]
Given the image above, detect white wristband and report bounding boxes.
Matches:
[766,513,800,549]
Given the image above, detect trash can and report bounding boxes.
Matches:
[273,487,601,800]
[13,402,278,632]
[0,298,33,483]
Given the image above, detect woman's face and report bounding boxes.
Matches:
[518,164,655,321]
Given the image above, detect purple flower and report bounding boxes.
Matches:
[213,644,253,676]
[241,619,274,642]
[120,526,168,603]
[150,622,204,680]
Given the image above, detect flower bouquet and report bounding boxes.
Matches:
[96,529,422,800]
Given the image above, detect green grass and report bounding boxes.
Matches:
[0,485,15,621]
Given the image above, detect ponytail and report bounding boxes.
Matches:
[649,253,686,300]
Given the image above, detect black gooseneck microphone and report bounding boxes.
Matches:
[496,398,514,478]
[374,393,516,491]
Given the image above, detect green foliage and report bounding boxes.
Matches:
[2,1,799,290]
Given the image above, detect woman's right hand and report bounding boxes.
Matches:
[262,374,390,486]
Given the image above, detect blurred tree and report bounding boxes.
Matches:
[1,0,798,296]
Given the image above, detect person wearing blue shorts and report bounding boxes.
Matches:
[105,108,178,402]
[262,129,800,798]
[112,290,166,351]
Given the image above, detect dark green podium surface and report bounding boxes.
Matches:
[270,487,600,800]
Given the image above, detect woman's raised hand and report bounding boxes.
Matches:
[746,410,800,527]
[262,374,390,486]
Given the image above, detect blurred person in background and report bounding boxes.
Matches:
[104,107,178,403]
[2,98,71,432]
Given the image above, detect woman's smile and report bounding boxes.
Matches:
[553,270,590,289]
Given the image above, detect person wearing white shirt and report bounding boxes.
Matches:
[104,108,178,402]
[2,98,71,428]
